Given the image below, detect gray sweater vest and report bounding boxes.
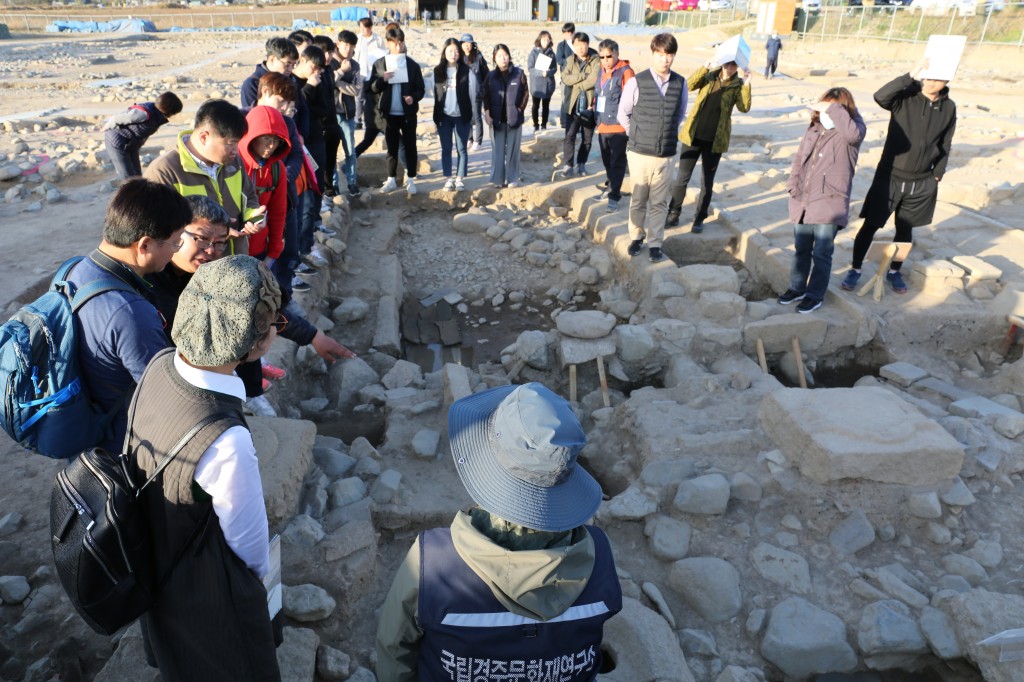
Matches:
[130,348,245,573]
[627,69,685,158]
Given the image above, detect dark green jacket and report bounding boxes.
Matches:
[679,65,752,153]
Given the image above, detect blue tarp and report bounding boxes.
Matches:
[46,18,156,33]
[330,7,370,22]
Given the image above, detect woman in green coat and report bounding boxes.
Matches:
[667,60,751,232]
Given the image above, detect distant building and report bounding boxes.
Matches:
[444,0,644,22]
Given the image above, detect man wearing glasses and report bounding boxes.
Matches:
[65,178,193,451]
[594,39,634,213]
[150,196,355,416]
[241,36,310,140]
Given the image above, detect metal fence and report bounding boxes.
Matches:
[792,3,1024,47]
[0,8,339,32]
[647,1,1023,46]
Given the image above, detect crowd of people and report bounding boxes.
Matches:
[80,21,961,682]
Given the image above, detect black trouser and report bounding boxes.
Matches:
[532,97,551,128]
[669,138,721,222]
[384,114,418,178]
[563,114,594,167]
[765,56,778,78]
[854,174,938,272]
[322,126,341,196]
[598,132,628,201]
[852,218,913,272]
[306,138,326,196]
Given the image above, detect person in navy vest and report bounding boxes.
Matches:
[102,92,183,181]
[765,32,782,79]
[376,382,622,681]
[617,33,688,263]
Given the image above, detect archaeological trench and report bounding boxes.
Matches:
[3,119,1024,682]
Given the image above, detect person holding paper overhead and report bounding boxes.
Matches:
[371,26,425,196]
[666,42,752,233]
[841,57,957,295]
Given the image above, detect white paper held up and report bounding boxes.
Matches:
[714,35,751,69]
[534,53,553,72]
[385,53,409,84]
[921,34,966,81]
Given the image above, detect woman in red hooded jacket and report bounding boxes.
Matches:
[240,105,292,267]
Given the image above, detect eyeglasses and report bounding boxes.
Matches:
[599,55,616,59]
[153,237,184,252]
[270,313,288,333]
[183,229,230,253]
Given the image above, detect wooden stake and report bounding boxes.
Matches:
[755,338,769,374]
[791,336,807,389]
[596,356,610,407]
[569,365,577,402]
[508,359,526,380]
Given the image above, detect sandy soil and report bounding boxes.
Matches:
[0,17,1021,680]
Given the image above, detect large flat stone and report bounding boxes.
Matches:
[941,588,1024,682]
[372,295,401,356]
[758,387,964,485]
[742,314,828,354]
[559,336,617,365]
[250,417,317,531]
[600,597,696,682]
[949,396,1023,419]
[879,362,929,387]
[950,255,1001,280]
[913,377,976,402]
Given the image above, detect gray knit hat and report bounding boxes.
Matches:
[172,255,281,366]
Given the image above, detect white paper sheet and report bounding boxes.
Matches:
[385,54,409,84]
[534,53,553,72]
[714,34,751,69]
[921,34,966,81]
[264,535,281,619]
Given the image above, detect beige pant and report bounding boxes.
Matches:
[626,150,674,249]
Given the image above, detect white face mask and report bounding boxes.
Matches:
[819,111,835,130]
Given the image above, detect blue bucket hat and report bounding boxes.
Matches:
[448,382,602,532]
[459,33,475,44]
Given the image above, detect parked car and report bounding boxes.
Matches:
[803,0,821,11]
[909,0,974,14]
[697,0,732,9]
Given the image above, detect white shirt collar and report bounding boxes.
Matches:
[174,352,246,401]
[182,133,222,179]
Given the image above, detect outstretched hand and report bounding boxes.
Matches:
[310,330,357,364]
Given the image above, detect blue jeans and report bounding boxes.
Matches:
[298,189,318,255]
[789,222,839,302]
[438,114,470,178]
[338,116,357,186]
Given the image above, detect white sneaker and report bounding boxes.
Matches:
[467,141,478,152]
[306,247,329,268]
[320,197,332,214]
[508,182,520,188]
[405,177,417,195]
[381,177,398,193]
[443,177,456,191]
[454,177,466,191]
[244,395,277,417]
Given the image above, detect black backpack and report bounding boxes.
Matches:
[50,357,233,635]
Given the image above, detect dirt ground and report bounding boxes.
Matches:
[0,16,1021,680]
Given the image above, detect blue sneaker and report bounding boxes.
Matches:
[840,269,861,291]
[886,270,908,294]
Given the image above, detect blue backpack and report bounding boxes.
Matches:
[0,257,136,459]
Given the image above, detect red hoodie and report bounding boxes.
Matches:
[239,105,291,260]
